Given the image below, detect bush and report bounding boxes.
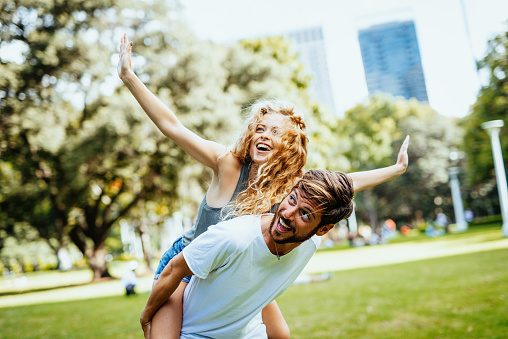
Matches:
[36,254,58,271]
[470,214,502,226]
[8,258,23,274]
[22,257,34,273]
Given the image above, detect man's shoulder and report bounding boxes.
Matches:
[212,215,259,231]
[209,215,260,245]
[309,234,321,248]
[299,235,321,252]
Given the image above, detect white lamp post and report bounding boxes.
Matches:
[481,120,508,237]
[447,166,468,232]
[348,201,358,236]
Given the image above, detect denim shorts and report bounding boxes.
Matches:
[154,236,192,283]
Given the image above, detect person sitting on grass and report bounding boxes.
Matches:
[122,261,138,296]
[140,169,354,338]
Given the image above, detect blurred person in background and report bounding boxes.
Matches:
[122,260,138,296]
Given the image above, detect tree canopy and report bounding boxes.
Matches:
[462,27,508,185]
[0,0,338,279]
[336,95,463,229]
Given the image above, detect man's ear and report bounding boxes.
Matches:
[316,224,334,236]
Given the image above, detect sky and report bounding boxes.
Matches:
[179,0,508,118]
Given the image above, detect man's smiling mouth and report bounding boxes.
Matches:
[276,217,292,233]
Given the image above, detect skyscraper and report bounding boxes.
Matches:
[358,20,428,102]
[287,27,337,115]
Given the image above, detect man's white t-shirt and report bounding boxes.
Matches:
[181,214,321,339]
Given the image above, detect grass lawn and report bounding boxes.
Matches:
[1,247,507,338]
[278,248,508,339]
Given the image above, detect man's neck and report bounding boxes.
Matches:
[260,214,300,258]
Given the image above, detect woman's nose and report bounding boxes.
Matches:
[261,129,271,139]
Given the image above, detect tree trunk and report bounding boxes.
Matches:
[135,220,154,274]
[86,245,112,281]
[363,189,380,234]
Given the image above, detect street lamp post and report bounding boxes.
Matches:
[447,167,468,232]
[348,201,358,236]
[481,120,508,237]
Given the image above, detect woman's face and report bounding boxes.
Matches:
[249,113,288,165]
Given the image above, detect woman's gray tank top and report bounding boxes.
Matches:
[181,161,252,246]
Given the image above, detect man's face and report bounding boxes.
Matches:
[269,187,324,244]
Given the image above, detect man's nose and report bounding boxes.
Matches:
[282,206,297,219]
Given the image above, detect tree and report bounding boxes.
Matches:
[462,27,508,183]
[461,27,508,216]
[1,0,126,278]
[0,0,208,279]
[336,95,463,231]
[0,1,341,279]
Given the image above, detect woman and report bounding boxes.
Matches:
[118,34,409,339]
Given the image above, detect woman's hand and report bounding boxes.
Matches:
[395,135,410,174]
[141,318,151,339]
[348,135,410,192]
[118,33,133,81]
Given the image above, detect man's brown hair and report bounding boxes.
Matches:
[296,169,354,227]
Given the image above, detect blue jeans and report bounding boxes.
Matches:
[154,236,192,283]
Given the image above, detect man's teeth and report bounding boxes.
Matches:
[279,218,290,230]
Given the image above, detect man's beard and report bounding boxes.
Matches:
[269,214,319,244]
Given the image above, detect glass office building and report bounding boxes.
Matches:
[288,27,337,115]
[358,21,428,102]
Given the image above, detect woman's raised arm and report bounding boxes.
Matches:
[349,135,410,192]
[118,34,227,172]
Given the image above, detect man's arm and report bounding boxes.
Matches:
[140,252,192,338]
[349,135,409,192]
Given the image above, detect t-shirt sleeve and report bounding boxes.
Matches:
[182,219,244,280]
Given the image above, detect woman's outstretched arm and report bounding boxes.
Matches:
[117,34,227,172]
[349,135,410,192]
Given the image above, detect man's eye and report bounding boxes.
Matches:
[256,127,264,132]
[302,212,310,221]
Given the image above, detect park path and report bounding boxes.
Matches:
[1,230,508,308]
[303,231,508,274]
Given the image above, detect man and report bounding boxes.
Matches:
[141,169,354,338]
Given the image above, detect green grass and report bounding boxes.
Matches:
[0,293,148,338]
[1,248,507,338]
[278,248,508,339]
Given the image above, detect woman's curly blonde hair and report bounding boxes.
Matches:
[228,99,308,217]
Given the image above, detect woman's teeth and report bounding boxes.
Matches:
[257,144,271,151]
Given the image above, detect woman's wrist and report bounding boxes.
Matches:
[120,69,136,83]
[393,163,407,176]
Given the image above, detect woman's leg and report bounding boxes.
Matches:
[262,300,290,339]
[150,281,188,339]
